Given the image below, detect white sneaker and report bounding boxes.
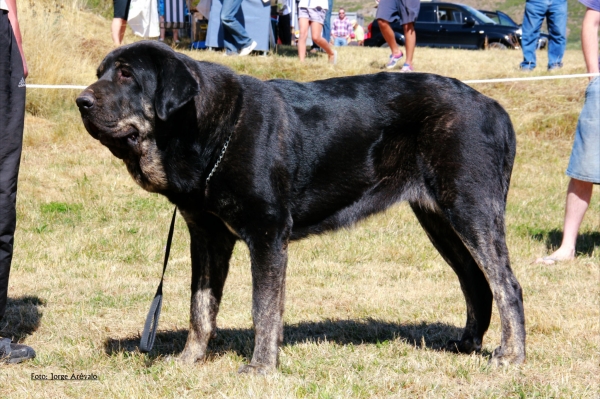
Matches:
[239,40,257,56]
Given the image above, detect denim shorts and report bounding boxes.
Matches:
[298,7,326,25]
[566,76,600,184]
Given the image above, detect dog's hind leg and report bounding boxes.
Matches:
[179,212,237,364]
[418,199,526,366]
[410,203,493,354]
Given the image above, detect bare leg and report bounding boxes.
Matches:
[403,22,416,66]
[298,17,309,61]
[111,18,127,46]
[536,178,593,264]
[378,19,401,57]
[310,22,335,62]
[173,29,180,43]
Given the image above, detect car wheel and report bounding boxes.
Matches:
[488,42,508,50]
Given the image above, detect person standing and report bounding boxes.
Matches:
[112,0,131,46]
[221,0,257,56]
[0,0,36,364]
[158,0,187,45]
[297,0,336,63]
[536,0,599,264]
[376,0,419,71]
[519,0,568,71]
[349,19,364,46]
[330,8,353,46]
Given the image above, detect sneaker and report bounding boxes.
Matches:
[548,63,563,71]
[0,338,36,364]
[239,40,257,56]
[519,63,535,71]
[400,63,413,72]
[386,51,403,69]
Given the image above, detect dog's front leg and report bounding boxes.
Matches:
[179,213,237,364]
[238,227,290,374]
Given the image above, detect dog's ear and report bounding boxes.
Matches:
[155,57,200,121]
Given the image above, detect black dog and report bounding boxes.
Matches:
[76,41,525,373]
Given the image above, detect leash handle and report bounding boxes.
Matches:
[139,206,177,353]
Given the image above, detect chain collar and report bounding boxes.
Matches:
[205,130,234,185]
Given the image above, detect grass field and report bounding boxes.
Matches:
[1,1,598,398]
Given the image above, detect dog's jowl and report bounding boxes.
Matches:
[77,41,525,373]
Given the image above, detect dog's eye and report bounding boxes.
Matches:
[120,69,132,79]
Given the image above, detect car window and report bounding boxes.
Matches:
[417,4,437,22]
[463,5,496,24]
[498,13,517,27]
[438,6,463,24]
[484,12,501,24]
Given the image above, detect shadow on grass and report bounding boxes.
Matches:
[0,296,45,340]
[104,318,465,362]
[530,228,600,256]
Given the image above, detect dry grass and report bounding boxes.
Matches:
[1,1,598,398]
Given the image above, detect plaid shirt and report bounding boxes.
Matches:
[331,17,353,38]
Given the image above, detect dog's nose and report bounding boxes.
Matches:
[76,91,96,109]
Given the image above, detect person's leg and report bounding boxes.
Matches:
[159,16,166,41]
[221,0,252,52]
[297,17,309,61]
[278,13,291,45]
[538,78,599,264]
[520,0,545,69]
[111,18,126,46]
[378,19,401,56]
[310,21,335,62]
[323,0,333,43]
[538,178,593,263]
[173,28,179,43]
[546,0,567,69]
[0,7,35,366]
[403,22,416,65]
[0,10,25,325]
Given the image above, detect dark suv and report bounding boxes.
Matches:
[415,2,520,49]
[480,9,548,49]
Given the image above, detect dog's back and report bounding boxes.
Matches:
[249,73,517,239]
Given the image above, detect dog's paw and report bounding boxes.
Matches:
[238,363,274,375]
[177,350,205,365]
[488,346,525,366]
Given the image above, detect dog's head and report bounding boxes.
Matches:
[76,41,200,191]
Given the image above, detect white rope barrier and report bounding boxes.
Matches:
[463,72,600,84]
[24,73,600,89]
[27,84,88,89]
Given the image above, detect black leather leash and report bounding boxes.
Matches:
[139,206,177,353]
[138,131,233,352]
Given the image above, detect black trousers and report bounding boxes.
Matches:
[0,10,26,322]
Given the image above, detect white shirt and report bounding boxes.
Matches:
[0,0,8,11]
[298,0,328,10]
